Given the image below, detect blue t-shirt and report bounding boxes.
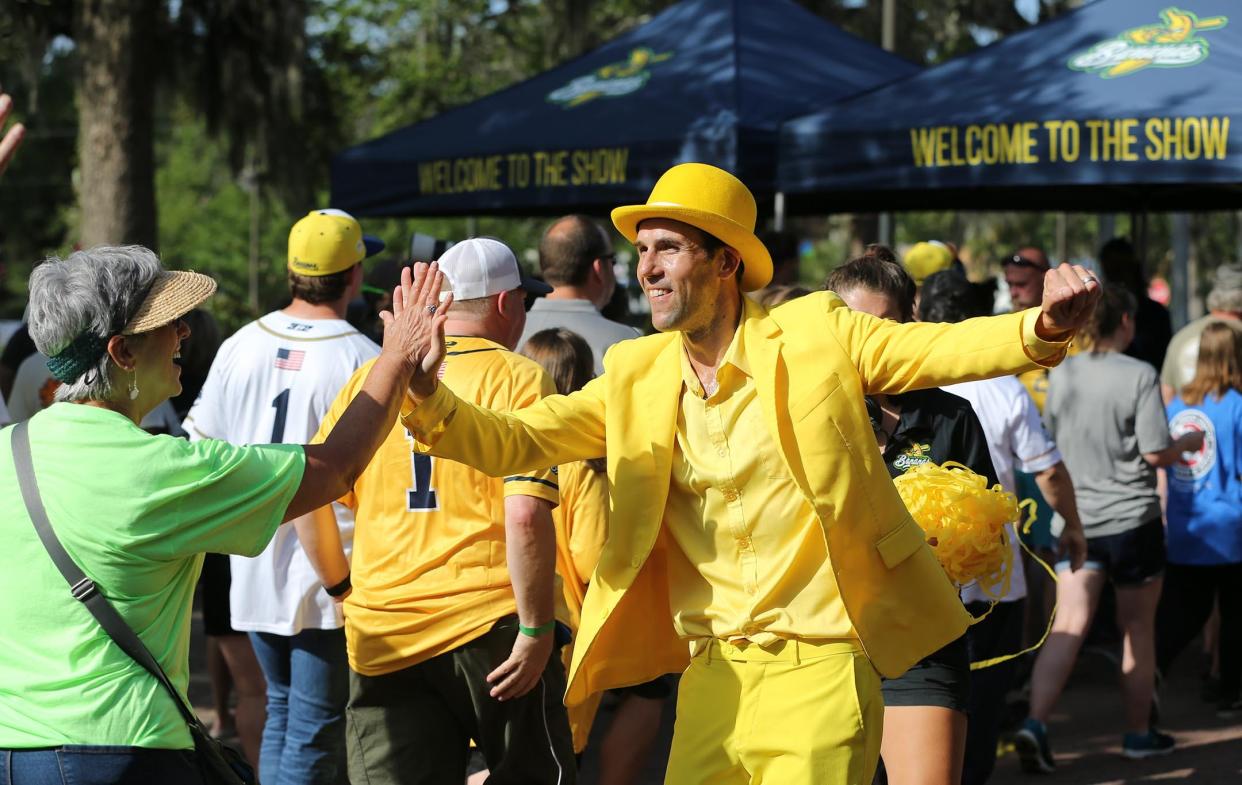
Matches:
[1166,390,1242,565]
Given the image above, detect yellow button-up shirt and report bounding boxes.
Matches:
[664,320,857,648]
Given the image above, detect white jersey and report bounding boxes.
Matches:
[944,377,1062,604]
[184,311,380,635]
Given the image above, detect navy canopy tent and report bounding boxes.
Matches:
[331,0,916,217]
[779,0,1242,212]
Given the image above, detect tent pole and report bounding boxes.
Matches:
[1171,213,1190,330]
[466,216,477,238]
[1188,215,1201,320]
[774,192,786,232]
[878,0,895,251]
[881,0,896,50]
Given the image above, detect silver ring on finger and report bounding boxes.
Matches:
[425,304,438,314]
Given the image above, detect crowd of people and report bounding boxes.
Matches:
[0,103,1237,785]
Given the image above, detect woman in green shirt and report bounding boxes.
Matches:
[0,245,447,784]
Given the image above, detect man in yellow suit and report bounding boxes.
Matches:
[397,163,1101,784]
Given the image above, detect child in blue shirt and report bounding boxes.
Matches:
[1159,322,1242,716]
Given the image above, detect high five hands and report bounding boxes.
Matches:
[1036,264,1103,340]
[380,262,452,400]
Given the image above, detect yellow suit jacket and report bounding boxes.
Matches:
[405,292,1069,706]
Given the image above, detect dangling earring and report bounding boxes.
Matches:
[128,371,140,401]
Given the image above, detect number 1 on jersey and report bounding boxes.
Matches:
[404,430,439,511]
[271,388,290,443]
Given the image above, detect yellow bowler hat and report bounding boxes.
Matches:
[611,163,773,292]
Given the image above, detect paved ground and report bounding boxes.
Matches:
[577,648,1242,784]
[989,651,1242,785]
[189,600,1240,784]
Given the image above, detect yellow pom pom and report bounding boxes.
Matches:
[891,461,1035,600]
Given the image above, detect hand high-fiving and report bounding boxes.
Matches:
[378,262,453,399]
[1037,264,1103,339]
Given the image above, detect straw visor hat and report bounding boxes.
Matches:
[611,163,773,292]
[122,271,218,334]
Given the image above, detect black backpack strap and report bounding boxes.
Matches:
[11,419,202,729]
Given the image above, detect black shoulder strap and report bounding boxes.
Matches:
[11,420,202,729]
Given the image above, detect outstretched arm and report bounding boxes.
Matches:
[838,265,1101,396]
[400,263,606,476]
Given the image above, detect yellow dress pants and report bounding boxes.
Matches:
[664,639,883,785]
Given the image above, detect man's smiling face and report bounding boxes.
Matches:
[634,218,727,334]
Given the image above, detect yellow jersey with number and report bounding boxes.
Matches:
[314,336,559,676]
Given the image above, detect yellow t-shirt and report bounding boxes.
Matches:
[664,326,857,650]
[552,459,608,630]
[315,337,559,676]
[553,458,609,751]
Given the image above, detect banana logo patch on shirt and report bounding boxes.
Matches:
[893,442,932,472]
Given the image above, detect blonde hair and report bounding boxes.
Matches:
[1181,322,1242,405]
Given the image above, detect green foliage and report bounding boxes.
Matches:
[0,37,77,313]
[156,107,297,332]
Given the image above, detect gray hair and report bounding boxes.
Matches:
[1207,263,1242,314]
[28,245,164,402]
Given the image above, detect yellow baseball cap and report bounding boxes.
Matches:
[903,241,954,286]
[288,209,385,277]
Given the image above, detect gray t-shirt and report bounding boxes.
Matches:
[1045,351,1171,537]
[518,298,641,375]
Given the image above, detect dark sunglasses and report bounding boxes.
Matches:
[1004,254,1050,271]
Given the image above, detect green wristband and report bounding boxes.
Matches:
[518,620,556,638]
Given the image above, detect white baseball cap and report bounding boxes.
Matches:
[437,237,552,301]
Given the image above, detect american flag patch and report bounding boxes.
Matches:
[275,348,305,371]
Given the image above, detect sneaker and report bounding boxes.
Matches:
[1014,718,1056,773]
[1122,728,1175,759]
[1218,698,1242,719]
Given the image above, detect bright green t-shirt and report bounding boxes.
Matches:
[0,403,305,749]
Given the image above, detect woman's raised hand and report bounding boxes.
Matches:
[379,262,453,399]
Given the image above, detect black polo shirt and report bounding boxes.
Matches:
[874,387,998,486]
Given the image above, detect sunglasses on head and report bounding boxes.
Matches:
[1004,254,1050,271]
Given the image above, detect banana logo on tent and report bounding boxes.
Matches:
[548,47,673,107]
[1069,7,1227,78]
